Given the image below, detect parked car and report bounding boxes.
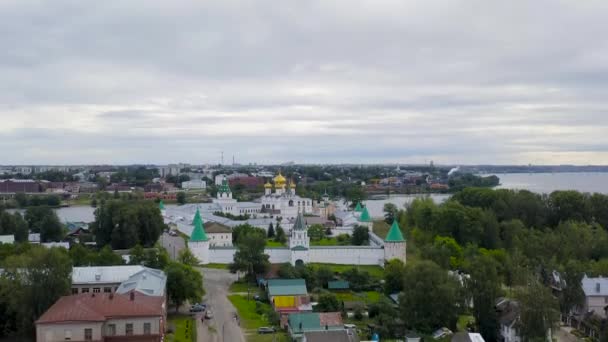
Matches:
[253,294,261,301]
[205,310,214,319]
[258,327,276,334]
[189,304,205,313]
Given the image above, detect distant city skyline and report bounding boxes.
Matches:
[1,1,608,165]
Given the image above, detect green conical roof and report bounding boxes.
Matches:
[192,208,202,225]
[385,220,405,242]
[359,207,371,222]
[354,202,363,212]
[218,177,231,194]
[159,200,165,210]
[293,211,306,230]
[190,216,209,242]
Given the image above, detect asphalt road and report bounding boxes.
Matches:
[198,268,245,342]
[160,232,186,260]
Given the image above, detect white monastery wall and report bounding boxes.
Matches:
[309,247,384,266]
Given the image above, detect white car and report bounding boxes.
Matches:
[205,310,213,319]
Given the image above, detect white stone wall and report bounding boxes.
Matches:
[208,247,237,264]
[309,247,384,266]
[265,248,291,263]
[37,322,103,342]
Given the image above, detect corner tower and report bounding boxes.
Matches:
[189,214,210,265]
[384,219,406,264]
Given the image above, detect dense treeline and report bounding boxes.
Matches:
[92,200,165,249]
[374,187,608,341]
[0,206,64,242]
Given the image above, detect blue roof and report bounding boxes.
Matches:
[267,278,308,296]
[328,280,350,290]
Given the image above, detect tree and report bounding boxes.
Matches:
[129,244,146,265]
[316,293,340,312]
[1,246,72,334]
[399,261,462,333]
[275,225,287,244]
[25,207,63,242]
[176,192,186,205]
[0,210,28,243]
[421,236,464,270]
[383,203,399,224]
[515,277,560,341]
[342,268,372,291]
[384,259,406,295]
[308,224,325,241]
[267,223,275,238]
[467,255,503,341]
[315,266,334,289]
[231,229,270,280]
[559,261,585,316]
[351,225,369,246]
[178,248,199,266]
[165,262,204,312]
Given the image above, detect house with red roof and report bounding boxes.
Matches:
[36,292,166,342]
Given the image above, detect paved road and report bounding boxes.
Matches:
[198,268,245,342]
[160,232,186,260]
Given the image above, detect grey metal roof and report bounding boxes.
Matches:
[115,268,167,297]
[72,265,147,285]
[267,278,308,296]
[582,275,608,296]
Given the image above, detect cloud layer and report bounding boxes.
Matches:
[1,0,608,165]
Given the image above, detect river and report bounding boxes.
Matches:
[12,172,608,222]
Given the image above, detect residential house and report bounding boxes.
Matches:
[302,330,358,342]
[287,312,344,340]
[36,292,166,342]
[267,279,312,317]
[496,298,521,342]
[327,280,349,291]
[582,275,608,317]
[181,180,206,190]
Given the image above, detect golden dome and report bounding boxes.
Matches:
[264,181,273,189]
[289,179,296,188]
[274,172,286,185]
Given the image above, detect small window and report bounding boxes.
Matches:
[144,322,151,335]
[71,288,79,295]
[93,288,100,293]
[107,324,116,336]
[64,330,72,341]
[84,328,92,341]
[126,323,133,336]
[104,287,112,293]
[81,288,89,293]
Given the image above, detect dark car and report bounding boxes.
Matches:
[189,304,205,313]
[258,327,276,334]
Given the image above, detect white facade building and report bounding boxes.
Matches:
[261,172,313,220]
[181,180,206,190]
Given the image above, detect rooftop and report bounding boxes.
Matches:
[582,275,608,296]
[328,280,350,290]
[72,265,149,285]
[205,222,232,234]
[115,268,167,297]
[268,278,308,296]
[385,220,405,242]
[36,293,164,324]
[288,312,343,334]
[303,330,358,342]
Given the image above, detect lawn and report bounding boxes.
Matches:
[372,220,390,239]
[308,263,384,278]
[457,315,475,332]
[335,290,383,304]
[166,315,196,342]
[265,240,286,247]
[227,295,271,330]
[229,281,257,293]
[310,238,342,246]
[202,263,230,270]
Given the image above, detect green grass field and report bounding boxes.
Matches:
[166,315,196,342]
[202,263,230,270]
[229,281,257,293]
[335,290,383,304]
[308,263,384,278]
[310,238,341,246]
[228,295,270,330]
[372,220,390,239]
[265,240,286,247]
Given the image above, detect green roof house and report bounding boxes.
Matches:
[327,280,350,290]
[267,279,308,297]
[354,202,363,212]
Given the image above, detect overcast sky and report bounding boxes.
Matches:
[1,0,608,165]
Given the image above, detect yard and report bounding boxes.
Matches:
[166,315,196,342]
[372,220,390,239]
[229,281,257,293]
[227,295,290,342]
[335,290,383,304]
[308,263,384,278]
[266,239,286,247]
[202,263,230,270]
